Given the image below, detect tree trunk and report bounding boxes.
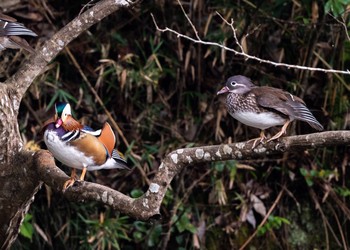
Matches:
[0,85,41,249]
[0,0,134,248]
[0,0,348,249]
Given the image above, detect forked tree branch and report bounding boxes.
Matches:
[0,1,139,248]
[5,0,137,112]
[34,130,350,221]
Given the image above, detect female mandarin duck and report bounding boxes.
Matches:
[0,13,37,53]
[217,75,323,148]
[43,102,129,190]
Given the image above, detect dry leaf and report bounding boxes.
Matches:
[246,209,256,228]
[251,194,266,217]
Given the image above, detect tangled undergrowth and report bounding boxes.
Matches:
[5,0,350,249]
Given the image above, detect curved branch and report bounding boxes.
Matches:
[5,0,136,110]
[34,130,350,221]
[0,2,138,247]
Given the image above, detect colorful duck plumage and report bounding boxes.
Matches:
[43,102,128,190]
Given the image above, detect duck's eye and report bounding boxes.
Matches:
[230,81,237,86]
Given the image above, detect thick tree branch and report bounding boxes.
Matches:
[0,1,139,248]
[5,0,137,111]
[34,131,350,221]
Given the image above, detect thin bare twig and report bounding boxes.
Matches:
[309,189,341,248]
[328,13,350,41]
[327,202,348,249]
[151,5,350,75]
[161,168,212,250]
[239,187,284,250]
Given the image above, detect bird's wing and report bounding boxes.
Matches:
[69,132,109,166]
[97,122,116,157]
[253,87,293,116]
[0,19,37,37]
[8,36,35,53]
[82,124,119,154]
[284,100,324,131]
[81,125,102,136]
[0,13,17,22]
[111,150,129,169]
[254,87,323,131]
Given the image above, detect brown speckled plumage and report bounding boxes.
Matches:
[226,92,268,113]
[217,75,323,145]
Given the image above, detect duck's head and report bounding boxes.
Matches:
[54,102,72,128]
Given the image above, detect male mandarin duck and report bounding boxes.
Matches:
[217,75,323,147]
[0,12,37,53]
[43,102,129,190]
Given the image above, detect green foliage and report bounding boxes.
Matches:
[300,168,337,186]
[19,214,34,241]
[172,210,197,234]
[47,88,77,109]
[130,188,144,198]
[14,0,350,249]
[257,215,290,236]
[135,222,162,247]
[325,0,350,17]
[77,213,131,250]
[335,186,350,197]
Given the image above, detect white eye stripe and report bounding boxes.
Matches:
[231,82,246,88]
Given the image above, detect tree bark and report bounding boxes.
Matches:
[0,0,347,248]
[34,131,350,221]
[0,0,136,248]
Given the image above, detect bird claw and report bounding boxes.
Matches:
[63,178,85,192]
[249,131,267,149]
[266,131,284,143]
[266,121,291,143]
[63,178,75,191]
[250,137,266,149]
[62,178,83,191]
